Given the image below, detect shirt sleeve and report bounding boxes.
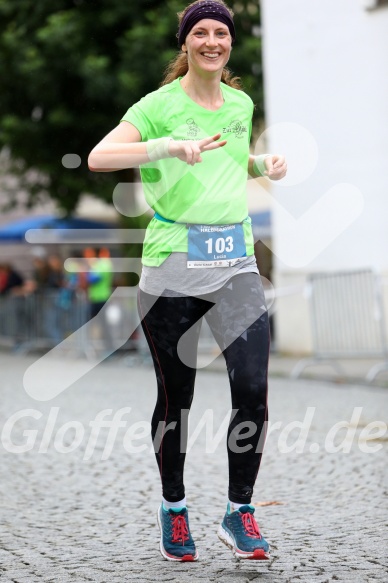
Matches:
[120,91,163,142]
[247,96,254,142]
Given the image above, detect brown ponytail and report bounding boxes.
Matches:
[161,0,243,90]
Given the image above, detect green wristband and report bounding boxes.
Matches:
[253,154,271,177]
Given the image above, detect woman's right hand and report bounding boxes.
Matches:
[168,133,227,166]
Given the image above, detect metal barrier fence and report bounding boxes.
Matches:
[0,289,220,363]
[291,269,388,381]
[0,290,142,358]
[0,291,88,351]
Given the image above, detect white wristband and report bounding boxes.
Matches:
[253,154,271,177]
[146,137,173,161]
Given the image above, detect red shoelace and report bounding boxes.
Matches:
[242,512,262,538]
[171,514,190,544]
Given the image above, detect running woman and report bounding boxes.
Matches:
[88,0,287,562]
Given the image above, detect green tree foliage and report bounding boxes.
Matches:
[0,0,262,213]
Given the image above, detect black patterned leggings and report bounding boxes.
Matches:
[137,273,270,504]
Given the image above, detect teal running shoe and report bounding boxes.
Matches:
[157,504,199,562]
[217,503,270,560]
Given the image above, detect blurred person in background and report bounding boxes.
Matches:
[64,251,89,330]
[23,252,66,345]
[0,263,25,341]
[0,263,24,296]
[83,247,114,355]
[30,252,50,291]
[41,254,66,345]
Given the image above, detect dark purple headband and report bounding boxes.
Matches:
[178,1,236,48]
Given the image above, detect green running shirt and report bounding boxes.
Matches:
[121,77,255,266]
[87,258,113,303]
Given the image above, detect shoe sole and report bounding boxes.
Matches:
[157,505,199,562]
[217,524,270,560]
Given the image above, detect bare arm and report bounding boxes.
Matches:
[88,122,228,172]
[88,122,149,172]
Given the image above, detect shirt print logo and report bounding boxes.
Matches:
[222,120,247,139]
[186,118,201,138]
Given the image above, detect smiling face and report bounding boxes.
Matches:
[182,18,232,76]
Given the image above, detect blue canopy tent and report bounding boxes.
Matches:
[0,215,112,242]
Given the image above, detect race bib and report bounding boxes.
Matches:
[187,223,246,268]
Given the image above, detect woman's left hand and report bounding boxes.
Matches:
[264,155,287,180]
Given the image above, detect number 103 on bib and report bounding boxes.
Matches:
[205,236,234,254]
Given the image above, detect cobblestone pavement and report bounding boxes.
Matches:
[0,352,387,583]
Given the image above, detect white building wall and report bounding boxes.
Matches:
[260,0,388,353]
